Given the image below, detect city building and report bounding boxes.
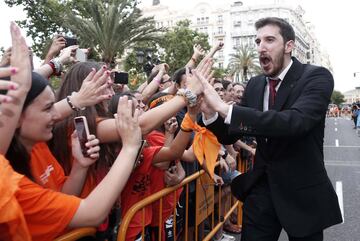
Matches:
[140,0,331,79]
[343,87,360,104]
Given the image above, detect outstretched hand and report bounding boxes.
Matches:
[114,96,142,149]
[71,65,113,108]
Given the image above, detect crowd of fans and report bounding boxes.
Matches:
[0,23,257,241]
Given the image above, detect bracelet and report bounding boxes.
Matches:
[49,57,62,76]
[48,62,56,76]
[180,126,192,133]
[66,94,85,111]
[153,77,161,85]
[176,88,197,107]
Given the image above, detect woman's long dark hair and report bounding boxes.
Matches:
[6,72,49,180]
[50,61,116,175]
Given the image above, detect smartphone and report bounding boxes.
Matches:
[168,160,177,173]
[74,116,90,157]
[133,140,147,170]
[114,71,129,84]
[76,49,87,62]
[64,36,78,47]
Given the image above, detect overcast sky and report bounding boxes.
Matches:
[1,0,360,92]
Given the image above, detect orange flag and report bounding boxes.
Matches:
[0,155,32,241]
[181,113,220,178]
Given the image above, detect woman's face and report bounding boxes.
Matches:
[19,86,58,146]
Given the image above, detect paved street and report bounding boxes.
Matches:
[278,117,360,241]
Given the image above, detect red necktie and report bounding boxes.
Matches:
[268,78,281,109]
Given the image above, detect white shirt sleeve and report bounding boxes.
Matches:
[224,104,234,124]
[202,112,218,126]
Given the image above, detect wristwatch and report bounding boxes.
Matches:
[176,88,197,107]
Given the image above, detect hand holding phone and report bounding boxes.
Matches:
[74,116,90,157]
[64,36,78,48]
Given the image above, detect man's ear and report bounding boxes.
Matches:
[285,40,295,54]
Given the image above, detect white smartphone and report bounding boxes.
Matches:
[76,49,87,62]
[74,116,90,157]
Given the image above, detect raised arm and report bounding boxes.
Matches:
[69,96,142,227]
[0,22,31,154]
[52,66,111,122]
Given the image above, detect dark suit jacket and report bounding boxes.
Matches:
[206,57,342,237]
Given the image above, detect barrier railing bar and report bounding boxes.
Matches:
[202,201,239,241]
[118,169,207,241]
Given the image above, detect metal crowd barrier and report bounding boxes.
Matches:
[117,151,254,241]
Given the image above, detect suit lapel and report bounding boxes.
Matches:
[274,57,304,111]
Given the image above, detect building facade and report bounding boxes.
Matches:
[141,0,331,76]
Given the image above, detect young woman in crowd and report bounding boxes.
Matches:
[0,22,143,241]
[108,90,199,241]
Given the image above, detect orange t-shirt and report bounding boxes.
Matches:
[0,155,31,241]
[30,142,67,191]
[121,145,162,240]
[146,131,183,228]
[16,176,81,241]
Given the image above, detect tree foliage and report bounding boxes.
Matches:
[331,90,345,106]
[228,44,261,82]
[5,0,159,63]
[160,20,210,73]
[64,0,160,65]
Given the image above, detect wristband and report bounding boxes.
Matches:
[180,126,192,132]
[176,88,197,107]
[153,77,161,85]
[49,57,62,76]
[66,94,86,111]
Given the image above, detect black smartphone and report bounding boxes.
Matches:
[168,160,177,173]
[64,36,78,47]
[133,140,147,170]
[114,71,129,84]
[74,116,90,157]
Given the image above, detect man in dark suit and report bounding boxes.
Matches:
[198,17,342,241]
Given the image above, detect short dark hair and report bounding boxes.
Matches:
[171,68,186,85]
[255,17,295,43]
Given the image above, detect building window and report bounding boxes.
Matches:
[206,17,209,23]
[218,62,224,68]
[218,15,223,23]
[218,26,223,34]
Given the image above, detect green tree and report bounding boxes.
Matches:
[331,90,345,106]
[212,67,229,79]
[5,0,159,64]
[4,0,84,57]
[228,44,261,82]
[160,20,210,73]
[64,0,160,65]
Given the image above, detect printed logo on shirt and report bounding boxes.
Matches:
[39,164,54,185]
[132,174,151,196]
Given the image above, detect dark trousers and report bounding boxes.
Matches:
[241,177,323,241]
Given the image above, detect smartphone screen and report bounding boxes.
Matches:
[76,49,87,62]
[74,116,90,157]
[64,36,78,47]
[114,72,129,84]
